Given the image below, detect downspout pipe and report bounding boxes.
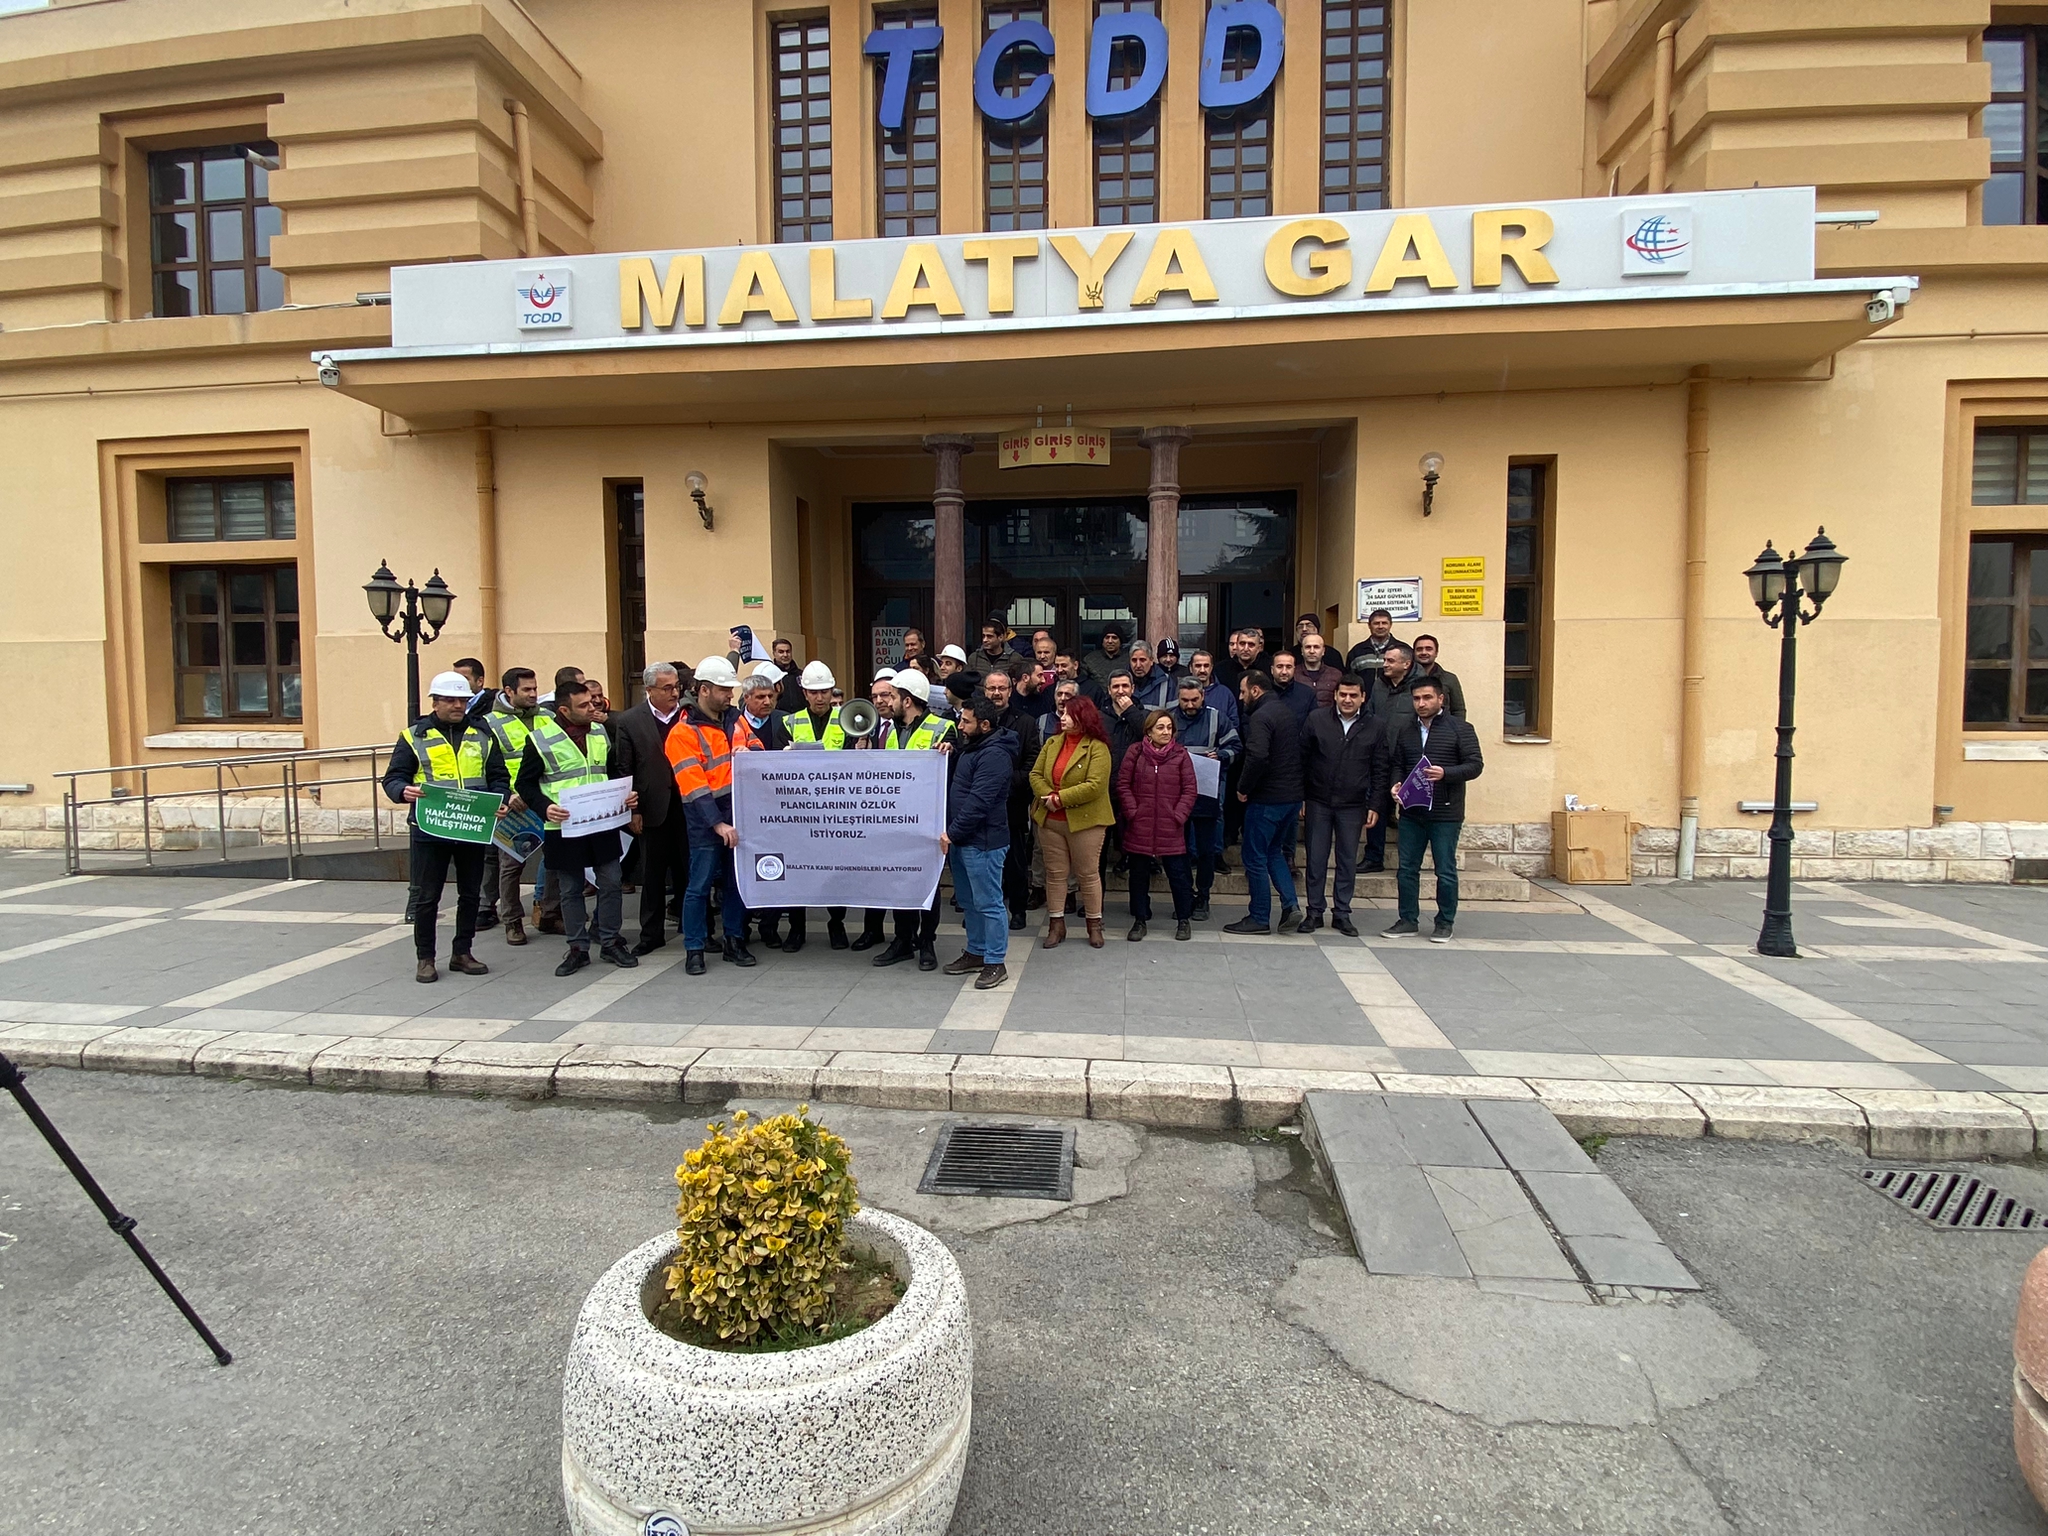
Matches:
[507,99,542,257]
[475,414,500,679]
[1649,20,1678,194]
[1678,365,1709,879]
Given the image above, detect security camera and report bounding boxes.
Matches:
[1865,293,1896,324]
[316,355,341,388]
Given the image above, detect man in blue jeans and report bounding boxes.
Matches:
[1224,670,1304,936]
[1383,675,1484,943]
[940,696,1021,988]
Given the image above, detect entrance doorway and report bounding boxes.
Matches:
[851,493,1296,686]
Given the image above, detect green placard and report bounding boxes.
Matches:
[414,784,503,844]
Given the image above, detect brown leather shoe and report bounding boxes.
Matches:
[503,921,527,946]
[942,952,983,976]
[1085,917,1105,948]
[1042,916,1066,949]
[448,952,489,976]
[415,958,438,983]
[535,912,564,935]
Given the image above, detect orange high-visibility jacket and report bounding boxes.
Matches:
[667,704,757,839]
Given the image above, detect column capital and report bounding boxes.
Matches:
[921,433,976,453]
[1138,425,1194,446]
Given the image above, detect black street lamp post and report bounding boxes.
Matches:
[363,561,456,723]
[1743,527,1848,958]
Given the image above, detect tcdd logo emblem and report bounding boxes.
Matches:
[515,268,573,329]
[1618,207,1693,276]
[1625,216,1687,263]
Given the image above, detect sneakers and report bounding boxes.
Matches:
[415,958,439,984]
[722,937,757,968]
[554,946,590,977]
[1380,918,1420,938]
[1276,906,1302,934]
[1332,915,1359,937]
[503,920,528,946]
[1430,921,1455,944]
[943,952,983,976]
[872,937,917,968]
[1297,912,1324,935]
[684,950,707,976]
[1173,920,1191,941]
[600,941,639,968]
[1222,916,1271,935]
[1127,920,1147,942]
[1190,900,1211,922]
[448,952,489,976]
[975,962,1008,990]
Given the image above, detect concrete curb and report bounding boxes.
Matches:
[1,1020,2041,1160]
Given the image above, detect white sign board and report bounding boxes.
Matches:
[872,626,909,673]
[361,188,1827,360]
[1191,752,1223,801]
[1357,577,1424,624]
[556,776,633,837]
[732,751,947,911]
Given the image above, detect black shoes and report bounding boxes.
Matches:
[828,918,849,950]
[474,910,500,931]
[943,952,983,976]
[974,963,1008,990]
[1027,886,1047,910]
[1333,915,1359,937]
[1297,912,1324,935]
[722,937,757,967]
[684,950,707,976]
[600,941,639,968]
[1127,920,1147,942]
[850,928,882,952]
[872,937,917,967]
[1276,906,1302,934]
[917,945,938,972]
[1173,920,1192,941]
[757,917,783,949]
[555,946,590,977]
[1430,921,1455,944]
[1008,911,1026,931]
[1222,916,1270,935]
[631,935,665,956]
[782,922,806,954]
[1381,918,1420,937]
[1191,900,1211,922]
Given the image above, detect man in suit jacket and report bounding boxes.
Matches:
[612,662,690,954]
[1382,673,1483,943]
[1298,673,1389,937]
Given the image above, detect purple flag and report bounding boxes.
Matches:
[1394,755,1434,811]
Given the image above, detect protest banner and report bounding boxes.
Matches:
[491,802,547,862]
[412,785,501,844]
[731,750,947,910]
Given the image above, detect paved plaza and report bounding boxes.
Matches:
[1,851,2045,1097]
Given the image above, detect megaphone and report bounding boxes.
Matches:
[838,698,879,737]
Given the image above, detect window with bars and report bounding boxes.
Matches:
[1504,463,1546,735]
[1093,0,1160,225]
[166,477,296,542]
[172,565,301,723]
[1965,535,2048,726]
[1321,3,1389,212]
[1974,426,2048,503]
[149,143,284,317]
[983,2,1050,231]
[1984,28,2048,226]
[615,483,648,707]
[875,6,941,237]
[773,14,835,242]
[1206,18,1272,218]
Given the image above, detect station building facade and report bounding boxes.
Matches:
[1,0,2045,878]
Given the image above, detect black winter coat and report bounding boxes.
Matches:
[1301,707,1390,810]
[1388,713,1484,823]
[1238,692,1305,805]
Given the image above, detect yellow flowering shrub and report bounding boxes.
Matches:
[663,1106,860,1342]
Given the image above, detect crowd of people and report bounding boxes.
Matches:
[379,607,1482,986]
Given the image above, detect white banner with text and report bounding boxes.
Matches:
[732,750,948,911]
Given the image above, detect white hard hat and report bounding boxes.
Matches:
[874,667,898,682]
[428,671,473,700]
[939,644,968,663]
[694,655,740,688]
[800,661,836,690]
[893,668,931,704]
[749,662,785,685]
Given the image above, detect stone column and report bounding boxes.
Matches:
[923,434,974,654]
[1140,426,1194,654]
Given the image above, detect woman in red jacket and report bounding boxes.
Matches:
[1115,709,1199,941]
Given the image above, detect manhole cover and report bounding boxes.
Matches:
[917,1123,1075,1201]
[1860,1167,2046,1231]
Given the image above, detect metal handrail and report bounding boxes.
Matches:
[54,743,395,878]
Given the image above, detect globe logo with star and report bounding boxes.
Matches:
[1625,215,1689,264]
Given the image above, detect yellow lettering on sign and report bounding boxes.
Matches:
[808,248,872,321]
[618,254,705,329]
[962,236,1040,315]
[881,243,966,319]
[1263,219,1352,297]
[1471,208,1560,289]
[1363,214,1459,293]
[717,251,799,325]
[1129,229,1219,307]
[1048,230,1135,310]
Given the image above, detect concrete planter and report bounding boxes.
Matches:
[561,1208,972,1536]
[2016,1246,2048,1512]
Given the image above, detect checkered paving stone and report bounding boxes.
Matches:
[2,854,2047,1093]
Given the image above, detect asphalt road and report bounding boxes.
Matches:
[2,1068,2043,1535]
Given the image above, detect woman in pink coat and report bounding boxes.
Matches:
[1115,710,1199,941]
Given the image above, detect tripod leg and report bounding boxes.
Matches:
[0,1054,231,1366]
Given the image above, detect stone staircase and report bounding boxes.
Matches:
[1207,845,1531,902]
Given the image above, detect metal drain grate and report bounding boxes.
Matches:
[1860,1167,2046,1231]
[918,1123,1075,1201]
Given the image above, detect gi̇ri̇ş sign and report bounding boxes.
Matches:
[372,186,1832,356]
